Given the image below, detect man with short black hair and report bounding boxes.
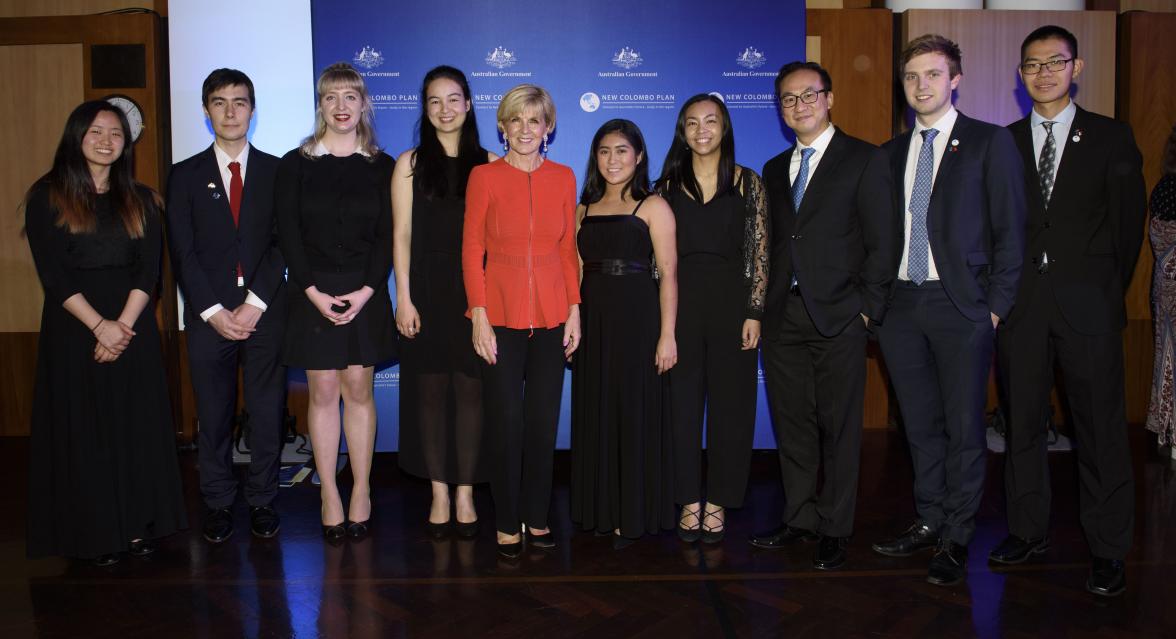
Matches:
[166,68,287,543]
[750,61,896,571]
[992,25,1145,597]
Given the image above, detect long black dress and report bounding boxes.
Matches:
[398,155,487,484]
[25,185,187,559]
[571,204,675,538]
[275,148,397,369]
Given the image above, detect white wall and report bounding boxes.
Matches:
[168,0,315,162]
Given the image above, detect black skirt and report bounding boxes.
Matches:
[283,270,398,370]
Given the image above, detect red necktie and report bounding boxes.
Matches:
[228,161,243,280]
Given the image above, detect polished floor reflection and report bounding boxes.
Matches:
[2,428,1174,638]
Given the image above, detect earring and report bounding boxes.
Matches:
[503,139,509,152]
[542,134,549,155]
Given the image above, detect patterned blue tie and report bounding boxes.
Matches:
[792,147,815,212]
[908,128,938,285]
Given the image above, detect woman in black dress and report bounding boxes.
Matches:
[25,101,186,566]
[572,119,678,548]
[276,63,397,541]
[656,94,769,544]
[393,66,495,537]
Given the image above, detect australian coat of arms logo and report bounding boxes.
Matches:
[735,46,766,69]
[353,45,384,70]
[485,46,517,69]
[611,47,643,70]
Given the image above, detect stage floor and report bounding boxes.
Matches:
[2,429,1174,638]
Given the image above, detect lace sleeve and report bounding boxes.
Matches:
[742,169,769,319]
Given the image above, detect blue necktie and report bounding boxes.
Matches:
[792,147,815,212]
[908,128,938,285]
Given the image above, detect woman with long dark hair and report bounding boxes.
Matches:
[463,84,581,558]
[571,119,678,548]
[275,63,397,542]
[657,94,769,544]
[393,66,495,537]
[25,100,187,565]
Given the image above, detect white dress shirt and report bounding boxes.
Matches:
[199,141,267,322]
[789,122,835,188]
[898,107,958,282]
[1030,99,1076,186]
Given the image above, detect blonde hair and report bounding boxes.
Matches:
[496,84,556,134]
[300,62,381,159]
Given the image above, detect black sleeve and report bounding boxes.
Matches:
[275,152,316,290]
[132,189,162,295]
[1109,122,1147,289]
[24,186,81,306]
[857,146,899,323]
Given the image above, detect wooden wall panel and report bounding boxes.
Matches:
[900,10,1116,127]
[807,8,894,145]
[0,1,160,17]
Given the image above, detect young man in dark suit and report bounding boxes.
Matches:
[871,35,1027,586]
[166,69,286,543]
[749,61,897,570]
[990,26,1145,597]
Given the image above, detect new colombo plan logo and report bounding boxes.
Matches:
[736,46,766,69]
[485,46,517,69]
[352,45,384,70]
[580,92,601,113]
[611,47,643,70]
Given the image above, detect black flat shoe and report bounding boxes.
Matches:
[455,519,480,539]
[322,523,346,543]
[128,539,156,557]
[250,505,281,539]
[749,524,819,550]
[988,534,1049,565]
[93,553,120,567]
[346,520,369,539]
[927,540,968,586]
[425,520,451,539]
[1086,557,1126,597]
[872,521,939,557]
[813,536,848,570]
[528,531,556,550]
[677,505,702,543]
[612,533,637,551]
[202,508,234,544]
[497,539,523,559]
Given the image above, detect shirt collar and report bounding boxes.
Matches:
[797,123,835,155]
[311,141,371,158]
[1030,100,1077,128]
[913,106,957,139]
[213,140,250,170]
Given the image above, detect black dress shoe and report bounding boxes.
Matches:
[322,523,346,543]
[455,519,480,539]
[988,534,1049,565]
[93,553,121,567]
[927,540,968,586]
[249,506,281,539]
[872,521,939,557]
[613,533,637,551]
[202,508,234,544]
[1086,557,1126,597]
[749,523,819,550]
[528,531,556,549]
[813,536,848,570]
[346,520,369,539]
[128,539,156,557]
[425,520,451,539]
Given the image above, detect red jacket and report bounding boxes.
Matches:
[463,158,581,329]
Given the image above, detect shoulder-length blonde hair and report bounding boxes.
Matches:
[299,62,381,160]
[496,84,556,135]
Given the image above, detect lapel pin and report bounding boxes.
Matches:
[950,139,960,152]
[1072,129,1083,143]
[212,191,221,199]
[206,182,216,189]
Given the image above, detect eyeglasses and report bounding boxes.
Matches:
[1019,58,1073,75]
[779,89,828,109]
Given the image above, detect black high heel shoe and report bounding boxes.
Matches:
[346,519,370,539]
[677,504,702,543]
[701,506,725,544]
[129,539,156,557]
[497,534,523,559]
[426,519,452,539]
[322,523,346,543]
[454,519,480,539]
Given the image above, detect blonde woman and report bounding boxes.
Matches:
[276,63,397,541]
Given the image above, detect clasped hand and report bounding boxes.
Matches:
[306,285,374,326]
[93,319,135,363]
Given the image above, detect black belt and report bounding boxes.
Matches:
[582,259,650,276]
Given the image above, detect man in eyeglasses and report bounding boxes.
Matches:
[992,25,1145,597]
[750,61,897,570]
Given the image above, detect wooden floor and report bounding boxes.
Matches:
[1,428,1174,638]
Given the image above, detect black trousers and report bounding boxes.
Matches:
[189,289,287,510]
[483,325,566,535]
[876,282,992,546]
[762,290,866,537]
[997,277,1134,559]
[671,263,759,508]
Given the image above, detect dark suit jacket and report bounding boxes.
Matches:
[1005,106,1145,335]
[762,127,899,337]
[165,145,284,326]
[882,112,1027,322]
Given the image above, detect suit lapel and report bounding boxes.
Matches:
[201,145,235,228]
[1048,106,1087,208]
[890,130,912,216]
[797,128,846,219]
[1010,116,1044,212]
[930,113,963,197]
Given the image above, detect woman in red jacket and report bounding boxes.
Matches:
[462,84,581,558]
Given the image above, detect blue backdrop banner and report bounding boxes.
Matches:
[308,0,806,451]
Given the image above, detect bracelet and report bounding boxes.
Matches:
[90,318,103,332]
